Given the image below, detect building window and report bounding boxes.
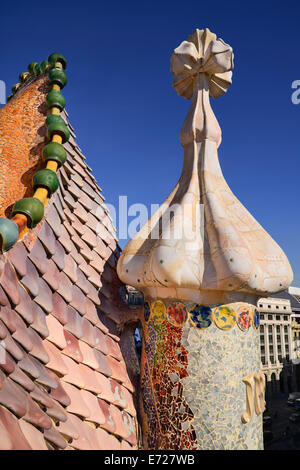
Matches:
[268,315,273,320]
[276,315,280,321]
[284,316,288,321]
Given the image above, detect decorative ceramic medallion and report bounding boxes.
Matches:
[151,300,166,324]
[237,306,251,332]
[167,302,189,327]
[252,308,260,330]
[144,301,151,322]
[190,304,212,329]
[214,305,236,330]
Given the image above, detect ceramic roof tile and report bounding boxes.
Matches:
[71,215,86,237]
[28,238,49,274]
[22,394,53,430]
[26,328,49,364]
[96,427,121,450]
[42,259,60,291]
[19,420,48,450]
[52,292,68,325]
[105,335,123,361]
[74,267,90,294]
[47,370,71,407]
[97,399,116,434]
[0,320,7,340]
[34,277,53,313]
[1,325,24,361]
[44,426,67,449]
[53,194,67,221]
[57,272,73,303]
[37,221,57,256]
[65,306,84,339]
[80,389,105,425]
[80,317,96,347]
[90,250,105,274]
[62,254,77,283]
[52,240,66,270]
[62,382,90,418]
[15,284,34,324]
[46,205,63,238]
[7,242,28,277]
[0,375,27,417]
[83,297,103,329]
[121,440,135,450]
[0,345,15,374]
[122,411,137,446]
[0,286,9,307]
[108,379,128,408]
[94,349,113,377]
[0,406,31,450]
[46,314,67,350]
[58,225,73,254]
[10,365,35,392]
[69,286,87,315]
[61,355,85,389]
[109,404,129,440]
[30,303,49,338]
[55,411,80,441]
[0,305,20,333]
[0,261,20,305]
[87,281,100,306]
[21,258,40,297]
[62,330,83,363]
[106,356,128,384]
[79,261,101,287]
[43,340,68,376]
[28,355,58,389]
[79,340,99,370]
[18,355,40,380]
[78,364,103,395]
[93,326,108,355]
[78,191,93,211]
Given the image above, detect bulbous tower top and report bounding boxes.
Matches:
[117,28,293,305]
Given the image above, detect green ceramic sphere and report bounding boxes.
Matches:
[33,63,41,75]
[48,52,67,69]
[11,83,21,94]
[28,62,38,74]
[46,90,65,111]
[48,67,67,88]
[40,60,50,74]
[46,120,70,143]
[19,72,29,83]
[33,169,59,195]
[12,198,44,228]
[0,218,19,253]
[42,141,66,167]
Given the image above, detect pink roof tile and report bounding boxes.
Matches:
[0,72,138,450]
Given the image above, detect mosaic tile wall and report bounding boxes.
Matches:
[140,300,263,450]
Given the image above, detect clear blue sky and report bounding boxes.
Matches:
[1,0,300,286]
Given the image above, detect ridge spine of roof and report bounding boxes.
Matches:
[0,53,69,253]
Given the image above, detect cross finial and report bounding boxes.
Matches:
[171,28,234,100]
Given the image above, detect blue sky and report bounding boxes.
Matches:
[1,0,300,286]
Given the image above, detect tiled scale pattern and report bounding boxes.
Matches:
[0,74,139,450]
